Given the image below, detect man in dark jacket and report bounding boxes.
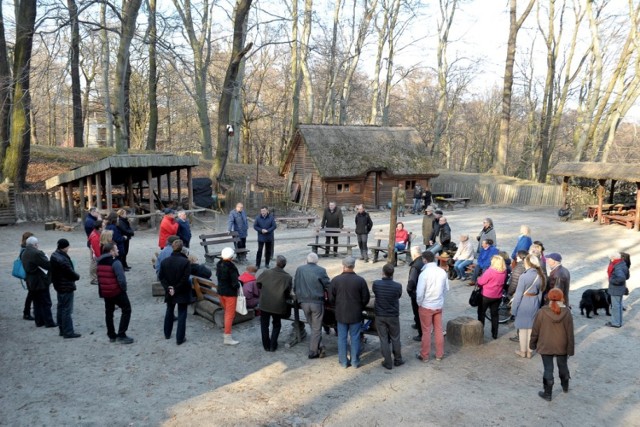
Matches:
[321,202,344,257]
[22,236,56,328]
[254,206,277,269]
[373,263,404,370]
[407,245,424,341]
[175,210,192,248]
[293,252,331,359]
[257,255,293,351]
[160,239,192,345]
[546,253,571,308]
[606,252,630,328]
[228,202,249,262]
[50,239,81,338]
[97,243,133,344]
[330,256,370,368]
[412,184,423,214]
[354,204,373,262]
[429,215,451,253]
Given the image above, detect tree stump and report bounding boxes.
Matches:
[446,316,484,346]
[151,281,164,297]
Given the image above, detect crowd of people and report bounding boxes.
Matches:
[13,199,632,402]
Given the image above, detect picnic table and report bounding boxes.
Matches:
[439,197,471,210]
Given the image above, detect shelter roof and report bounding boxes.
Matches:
[549,162,640,182]
[45,154,199,189]
[282,125,437,179]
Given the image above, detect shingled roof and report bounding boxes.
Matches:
[283,125,436,179]
[549,162,640,182]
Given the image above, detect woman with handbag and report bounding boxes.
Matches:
[216,247,241,345]
[476,255,507,339]
[511,254,546,358]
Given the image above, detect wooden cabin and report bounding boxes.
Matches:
[280,125,438,209]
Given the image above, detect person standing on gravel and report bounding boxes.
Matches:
[372,263,404,370]
[175,210,192,249]
[228,203,249,263]
[97,243,134,344]
[50,238,81,339]
[354,204,373,262]
[22,236,56,328]
[254,206,277,269]
[407,245,424,342]
[84,207,101,283]
[257,255,293,352]
[321,202,343,257]
[415,251,449,362]
[159,239,191,345]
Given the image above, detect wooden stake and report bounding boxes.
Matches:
[388,187,398,265]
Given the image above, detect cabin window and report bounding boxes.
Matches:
[337,183,350,193]
[406,180,416,189]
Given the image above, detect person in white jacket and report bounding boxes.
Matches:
[415,251,449,362]
[452,234,475,280]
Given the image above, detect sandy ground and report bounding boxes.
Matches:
[1,205,639,427]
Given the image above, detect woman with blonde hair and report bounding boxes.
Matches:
[530,288,574,401]
[512,254,546,358]
[100,229,114,255]
[477,255,507,339]
[511,225,532,264]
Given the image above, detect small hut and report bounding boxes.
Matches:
[280,125,438,209]
[549,161,640,231]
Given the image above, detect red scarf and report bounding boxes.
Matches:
[607,258,623,278]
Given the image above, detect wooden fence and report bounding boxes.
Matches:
[15,192,66,222]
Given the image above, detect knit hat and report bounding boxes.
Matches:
[221,247,235,260]
[57,238,70,249]
[546,253,562,262]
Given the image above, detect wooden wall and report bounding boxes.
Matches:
[15,192,65,222]
[0,183,17,225]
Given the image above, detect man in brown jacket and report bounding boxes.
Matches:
[257,255,293,352]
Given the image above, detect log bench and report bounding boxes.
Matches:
[308,227,357,257]
[602,213,637,229]
[199,231,249,264]
[191,277,254,327]
[370,231,413,264]
[440,197,471,210]
[275,216,317,228]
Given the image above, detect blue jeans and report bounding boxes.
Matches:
[427,243,442,254]
[413,198,422,213]
[337,321,362,367]
[57,291,75,336]
[454,260,473,278]
[610,295,623,326]
[394,242,406,252]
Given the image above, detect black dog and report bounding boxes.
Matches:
[579,289,611,318]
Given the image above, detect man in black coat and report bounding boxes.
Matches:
[407,245,424,341]
[354,204,373,262]
[257,255,293,352]
[159,239,192,345]
[50,239,81,338]
[176,210,192,248]
[373,263,404,370]
[330,257,370,368]
[321,202,344,257]
[22,236,56,328]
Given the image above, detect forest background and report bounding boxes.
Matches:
[0,0,639,191]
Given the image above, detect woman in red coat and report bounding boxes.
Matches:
[158,209,179,249]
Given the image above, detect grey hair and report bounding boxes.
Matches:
[342,256,356,269]
[26,236,38,246]
[276,255,287,268]
[306,252,319,264]
[410,245,422,256]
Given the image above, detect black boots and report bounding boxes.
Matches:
[560,375,570,393]
[538,378,553,401]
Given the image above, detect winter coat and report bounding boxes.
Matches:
[507,261,525,296]
[397,188,406,204]
[176,218,191,248]
[608,258,630,297]
[511,235,533,260]
[293,263,330,304]
[84,214,97,237]
[50,249,80,293]
[254,213,277,243]
[96,253,127,298]
[477,267,507,299]
[89,230,101,258]
[548,264,571,306]
[330,272,370,324]
[239,272,260,308]
[407,257,424,298]
[158,215,179,248]
[190,263,212,280]
[21,246,51,292]
[453,239,475,261]
[215,259,240,296]
[422,213,435,242]
[477,245,499,270]
[511,268,542,329]
[530,306,575,356]
[117,217,135,238]
[477,226,497,253]
[257,267,293,316]
[372,277,403,317]
[321,207,343,229]
[354,211,373,235]
[159,251,192,304]
[228,209,249,238]
[106,223,125,255]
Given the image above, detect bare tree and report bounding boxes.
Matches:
[0,4,12,169]
[493,0,536,175]
[320,0,343,124]
[146,0,158,150]
[101,1,114,147]
[67,0,83,147]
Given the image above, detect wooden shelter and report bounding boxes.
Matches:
[280,125,438,209]
[45,154,199,225]
[549,161,640,231]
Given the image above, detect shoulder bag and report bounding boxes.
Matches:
[236,284,248,315]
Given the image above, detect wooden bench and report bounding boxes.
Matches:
[199,231,249,264]
[275,216,317,228]
[370,231,413,264]
[308,227,357,257]
[440,197,471,210]
[191,277,254,327]
[603,213,637,229]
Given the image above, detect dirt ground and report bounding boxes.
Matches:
[1,205,639,427]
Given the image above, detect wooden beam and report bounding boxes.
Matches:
[86,175,93,208]
[60,187,67,222]
[95,173,102,211]
[597,179,606,224]
[66,184,74,224]
[562,176,570,208]
[176,169,182,204]
[156,175,161,204]
[636,182,640,232]
[167,172,172,204]
[105,168,113,211]
[78,179,85,211]
[187,167,194,209]
[388,187,398,265]
[127,174,134,207]
[148,168,156,228]
[609,180,616,205]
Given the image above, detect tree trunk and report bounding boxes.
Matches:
[211,0,253,183]
[300,0,314,123]
[0,4,12,176]
[101,2,114,147]
[494,0,536,175]
[67,0,83,147]
[113,0,143,154]
[381,0,401,127]
[146,0,158,151]
[3,0,37,189]
[289,0,301,140]
[321,0,341,124]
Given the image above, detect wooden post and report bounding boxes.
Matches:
[597,179,606,224]
[167,172,172,205]
[636,182,640,232]
[156,175,162,205]
[78,179,85,211]
[127,174,134,207]
[95,173,102,211]
[60,187,67,222]
[387,187,398,265]
[148,168,155,208]
[86,175,93,208]
[67,184,75,223]
[176,168,182,204]
[105,168,113,211]
[608,180,616,205]
[187,167,194,209]
[561,176,570,208]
